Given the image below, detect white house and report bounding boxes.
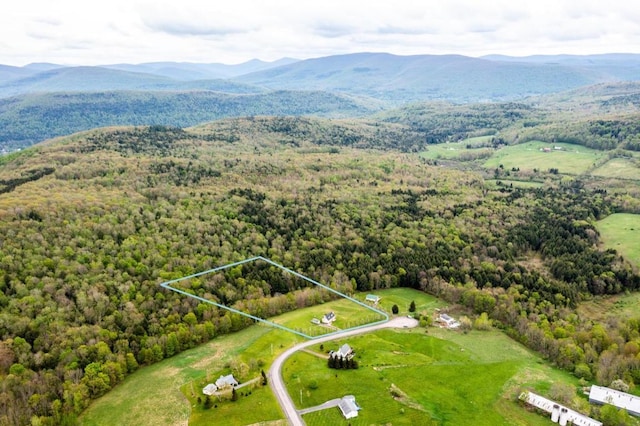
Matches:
[330,343,354,360]
[322,311,336,324]
[589,385,640,417]
[202,383,217,395]
[215,374,238,389]
[438,314,460,329]
[338,395,360,419]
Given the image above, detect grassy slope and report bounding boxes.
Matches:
[81,289,583,426]
[596,213,640,268]
[78,326,280,426]
[288,328,574,426]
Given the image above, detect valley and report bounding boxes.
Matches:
[1,53,640,426]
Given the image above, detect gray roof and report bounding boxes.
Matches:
[589,385,640,416]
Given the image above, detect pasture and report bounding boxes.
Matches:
[79,288,581,426]
[286,328,576,426]
[483,141,605,175]
[590,157,640,180]
[596,213,640,268]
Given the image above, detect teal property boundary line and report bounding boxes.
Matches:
[159,256,389,340]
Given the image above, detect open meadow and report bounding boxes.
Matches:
[483,141,605,174]
[80,288,590,426]
[596,213,640,268]
[591,157,640,180]
[287,328,578,426]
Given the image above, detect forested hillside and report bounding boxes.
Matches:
[1,119,639,424]
[0,91,380,151]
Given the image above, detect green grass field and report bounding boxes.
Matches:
[420,137,493,161]
[596,213,640,268]
[80,289,581,426]
[578,292,640,323]
[78,326,286,426]
[483,141,605,175]
[286,328,575,426]
[591,157,640,180]
[271,298,386,337]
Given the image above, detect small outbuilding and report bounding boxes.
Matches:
[365,294,381,304]
[338,395,360,419]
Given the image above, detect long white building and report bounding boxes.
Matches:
[589,385,640,417]
[520,391,602,426]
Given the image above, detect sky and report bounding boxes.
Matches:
[1,0,639,66]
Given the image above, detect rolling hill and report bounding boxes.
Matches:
[0,90,381,151]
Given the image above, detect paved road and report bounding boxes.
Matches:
[268,317,419,426]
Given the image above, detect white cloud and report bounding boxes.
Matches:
[0,0,638,65]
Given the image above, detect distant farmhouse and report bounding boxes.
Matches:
[365,294,381,304]
[338,395,360,419]
[322,311,336,324]
[330,343,354,360]
[589,385,640,417]
[438,313,460,329]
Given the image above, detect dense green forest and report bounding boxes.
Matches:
[0,90,379,151]
[0,119,639,425]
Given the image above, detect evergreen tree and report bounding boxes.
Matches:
[392,304,399,314]
[261,369,268,385]
[409,301,416,312]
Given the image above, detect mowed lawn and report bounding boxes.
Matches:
[483,141,605,174]
[286,328,573,426]
[596,213,640,268]
[271,298,386,337]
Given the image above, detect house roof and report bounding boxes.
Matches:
[589,385,640,416]
[202,383,217,395]
[338,344,352,357]
[338,395,360,419]
[215,374,238,388]
[365,294,380,301]
[324,311,335,319]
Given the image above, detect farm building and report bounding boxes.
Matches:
[438,314,460,329]
[589,385,640,417]
[215,374,238,389]
[338,395,360,419]
[322,311,336,324]
[520,391,602,426]
[365,294,381,304]
[202,383,217,395]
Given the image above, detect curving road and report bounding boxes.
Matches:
[268,317,419,426]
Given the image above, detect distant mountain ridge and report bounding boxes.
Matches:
[1,53,639,102]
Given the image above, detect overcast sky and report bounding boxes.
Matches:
[2,0,639,66]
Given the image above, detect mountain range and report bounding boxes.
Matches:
[1,52,639,152]
[2,53,639,102]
